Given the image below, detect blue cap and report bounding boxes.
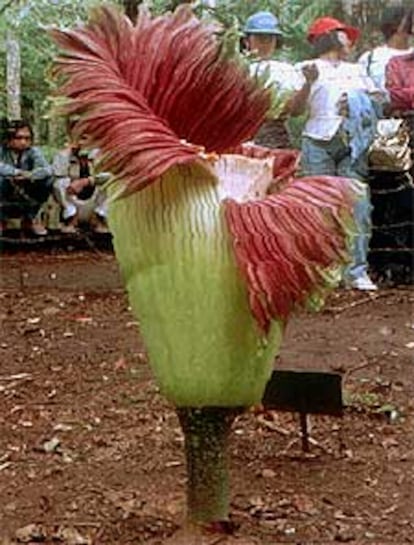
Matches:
[244,11,282,36]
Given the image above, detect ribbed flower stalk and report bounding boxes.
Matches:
[177,407,239,525]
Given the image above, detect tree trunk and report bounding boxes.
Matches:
[6,30,21,120]
[177,407,239,528]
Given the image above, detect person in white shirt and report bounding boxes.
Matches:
[243,11,307,148]
[358,6,413,100]
[53,135,111,234]
[293,16,381,291]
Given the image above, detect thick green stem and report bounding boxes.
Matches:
[177,407,239,526]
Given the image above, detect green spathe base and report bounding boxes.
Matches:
[109,162,282,407]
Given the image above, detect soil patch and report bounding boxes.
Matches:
[0,251,413,544]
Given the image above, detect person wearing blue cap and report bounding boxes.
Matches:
[244,11,308,148]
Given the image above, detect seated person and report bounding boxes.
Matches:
[0,119,53,236]
[52,135,111,234]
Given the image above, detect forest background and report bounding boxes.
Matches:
[0,0,401,152]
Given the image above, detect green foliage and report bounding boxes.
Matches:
[148,0,344,61]
[0,0,98,124]
[39,143,59,163]
[277,0,343,61]
[0,77,4,117]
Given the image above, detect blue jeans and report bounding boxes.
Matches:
[301,133,372,282]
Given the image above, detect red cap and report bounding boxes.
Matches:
[307,17,360,45]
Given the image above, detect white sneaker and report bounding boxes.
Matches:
[348,273,378,291]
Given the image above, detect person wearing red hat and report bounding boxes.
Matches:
[291,16,381,291]
[307,16,360,47]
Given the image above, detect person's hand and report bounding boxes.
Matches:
[302,63,319,85]
[67,177,92,195]
[337,92,349,117]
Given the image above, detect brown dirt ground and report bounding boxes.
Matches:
[0,249,413,545]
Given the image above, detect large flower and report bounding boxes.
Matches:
[51,4,360,528]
